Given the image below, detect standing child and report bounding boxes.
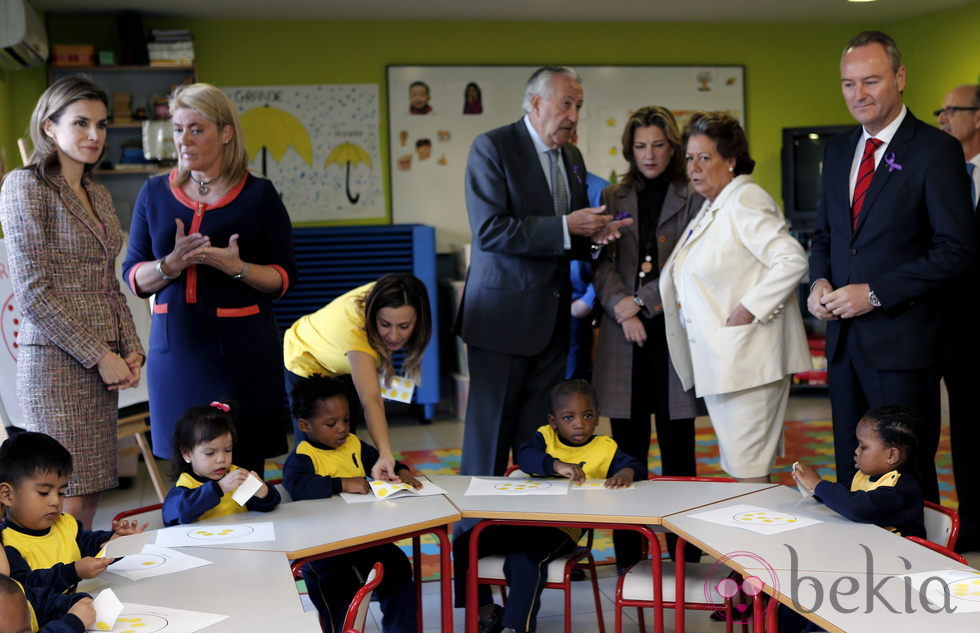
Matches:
[162,402,280,526]
[283,374,420,633]
[792,404,925,538]
[0,432,146,594]
[453,379,643,633]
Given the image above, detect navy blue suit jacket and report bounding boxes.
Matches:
[456,119,590,355]
[809,110,975,370]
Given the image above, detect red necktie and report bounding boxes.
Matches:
[851,137,882,229]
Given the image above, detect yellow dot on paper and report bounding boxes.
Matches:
[608,147,617,156]
[377,489,389,497]
[142,561,155,566]
[96,622,111,631]
[606,118,616,127]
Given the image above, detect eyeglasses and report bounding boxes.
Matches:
[933,106,980,117]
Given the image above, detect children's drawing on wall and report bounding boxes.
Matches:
[409,81,433,114]
[463,82,482,114]
[225,84,384,221]
[415,139,432,161]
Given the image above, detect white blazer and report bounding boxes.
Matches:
[659,175,810,397]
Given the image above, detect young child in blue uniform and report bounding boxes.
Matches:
[0,432,145,594]
[283,374,421,633]
[162,402,281,526]
[453,379,644,633]
[792,404,925,538]
[783,405,926,631]
[1,541,94,633]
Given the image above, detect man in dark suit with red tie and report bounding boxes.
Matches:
[807,31,974,502]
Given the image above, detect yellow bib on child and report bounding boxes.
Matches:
[176,466,245,522]
[538,425,617,480]
[850,470,900,492]
[296,435,365,477]
[2,513,82,572]
[12,579,39,633]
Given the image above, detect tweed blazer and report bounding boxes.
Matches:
[0,169,142,369]
[592,179,704,419]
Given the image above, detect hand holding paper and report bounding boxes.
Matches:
[98,531,152,559]
[232,471,265,506]
[89,589,123,631]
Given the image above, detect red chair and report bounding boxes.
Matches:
[342,562,384,633]
[905,536,968,565]
[473,467,606,633]
[112,503,164,530]
[615,475,750,633]
[922,500,960,551]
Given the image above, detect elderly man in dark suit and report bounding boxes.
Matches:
[456,66,630,477]
[807,32,974,502]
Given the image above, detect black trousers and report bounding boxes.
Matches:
[609,315,697,571]
[943,346,980,549]
[828,324,941,502]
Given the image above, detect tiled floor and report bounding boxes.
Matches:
[92,391,979,633]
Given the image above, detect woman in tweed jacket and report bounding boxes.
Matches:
[0,76,143,528]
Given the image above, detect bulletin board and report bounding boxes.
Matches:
[388,65,745,252]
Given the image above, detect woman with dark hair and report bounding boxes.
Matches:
[660,111,810,483]
[283,273,433,481]
[122,83,297,476]
[0,76,143,527]
[592,105,703,571]
[463,82,483,115]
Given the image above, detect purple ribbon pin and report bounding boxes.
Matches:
[884,152,902,172]
[614,212,632,221]
[572,165,584,185]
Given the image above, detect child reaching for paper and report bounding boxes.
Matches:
[792,405,925,538]
[283,374,420,633]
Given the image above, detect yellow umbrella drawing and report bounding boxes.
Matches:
[240,105,313,177]
[325,142,372,204]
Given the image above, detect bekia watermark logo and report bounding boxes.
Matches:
[701,551,779,623]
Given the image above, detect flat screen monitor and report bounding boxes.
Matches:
[781,125,852,231]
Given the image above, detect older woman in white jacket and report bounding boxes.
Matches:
[660,112,810,483]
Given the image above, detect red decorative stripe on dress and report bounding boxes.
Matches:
[270,265,290,298]
[128,261,147,295]
[216,305,260,318]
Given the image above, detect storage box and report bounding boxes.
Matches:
[51,44,95,67]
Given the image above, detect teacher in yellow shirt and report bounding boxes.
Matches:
[283,273,432,481]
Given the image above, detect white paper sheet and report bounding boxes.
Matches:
[154,522,276,548]
[231,472,264,506]
[906,569,980,613]
[89,589,123,631]
[464,477,570,496]
[686,503,822,535]
[570,480,635,490]
[106,545,213,581]
[98,532,152,559]
[340,476,447,503]
[380,375,415,403]
[105,602,227,633]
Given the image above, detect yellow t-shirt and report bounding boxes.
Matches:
[176,466,245,522]
[282,283,380,377]
[850,469,901,492]
[1,513,81,571]
[538,425,618,480]
[296,435,365,477]
[13,580,40,633]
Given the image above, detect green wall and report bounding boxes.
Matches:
[3,4,978,219]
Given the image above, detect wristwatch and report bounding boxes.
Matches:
[867,289,881,308]
[632,294,645,308]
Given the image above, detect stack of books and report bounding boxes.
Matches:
[147,29,194,67]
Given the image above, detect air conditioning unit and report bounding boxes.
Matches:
[0,0,48,71]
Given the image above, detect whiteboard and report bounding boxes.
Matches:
[388,65,745,252]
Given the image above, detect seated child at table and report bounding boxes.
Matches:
[283,374,420,633]
[162,402,280,526]
[792,405,925,539]
[1,543,94,633]
[453,379,643,633]
[0,432,146,593]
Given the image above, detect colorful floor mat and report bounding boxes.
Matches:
[270,419,956,582]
